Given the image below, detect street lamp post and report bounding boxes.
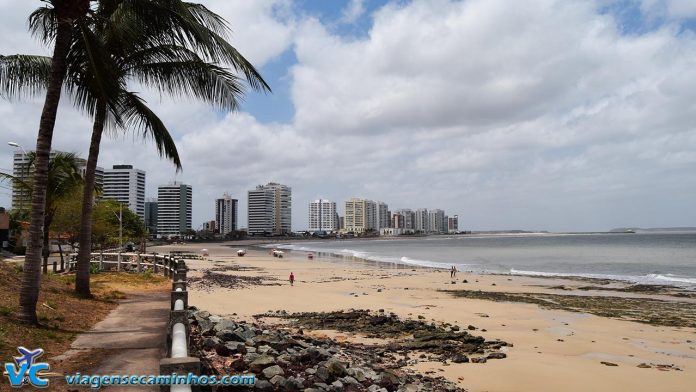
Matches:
[113,203,123,251]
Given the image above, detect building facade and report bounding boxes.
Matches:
[156,182,192,237]
[11,150,103,211]
[215,193,238,235]
[308,199,337,232]
[144,199,158,235]
[247,182,292,235]
[448,215,459,233]
[414,208,429,233]
[377,202,390,230]
[428,209,446,234]
[344,198,377,233]
[102,165,146,220]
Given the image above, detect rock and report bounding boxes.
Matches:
[313,382,330,390]
[341,376,359,386]
[269,375,286,386]
[463,279,468,283]
[194,310,211,320]
[418,315,425,320]
[368,385,386,392]
[487,352,507,360]
[377,289,383,292]
[216,329,247,342]
[325,358,348,377]
[235,326,257,340]
[315,366,330,382]
[450,325,460,331]
[330,380,344,390]
[471,357,487,363]
[637,363,652,368]
[452,354,469,363]
[285,377,305,390]
[262,365,285,379]
[229,356,246,371]
[201,337,220,350]
[601,361,618,367]
[378,370,401,387]
[347,367,367,382]
[467,325,476,330]
[225,341,247,355]
[249,355,276,372]
[254,380,273,390]
[214,319,237,332]
[209,315,222,323]
[400,384,419,392]
[198,318,214,334]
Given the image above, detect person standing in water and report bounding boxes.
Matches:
[289,272,295,286]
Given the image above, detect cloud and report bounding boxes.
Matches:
[340,0,366,24]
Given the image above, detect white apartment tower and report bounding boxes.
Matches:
[103,165,145,220]
[248,182,292,235]
[309,199,337,232]
[157,182,192,237]
[11,150,104,211]
[428,209,446,234]
[414,208,429,233]
[215,193,238,235]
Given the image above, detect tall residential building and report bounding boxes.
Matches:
[102,164,145,220]
[392,211,405,228]
[11,150,103,211]
[308,199,337,232]
[344,198,377,233]
[395,209,415,230]
[144,199,158,235]
[215,193,238,235]
[448,215,459,233]
[414,208,429,233]
[156,182,192,237]
[377,202,390,229]
[428,209,446,234]
[247,182,292,235]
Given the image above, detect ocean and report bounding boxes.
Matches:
[268,232,696,288]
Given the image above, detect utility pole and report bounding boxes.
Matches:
[113,203,123,250]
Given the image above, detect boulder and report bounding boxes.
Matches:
[262,365,285,379]
[249,355,276,372]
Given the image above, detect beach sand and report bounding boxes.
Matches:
[153,242,696,392]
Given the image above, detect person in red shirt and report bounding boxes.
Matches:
[289,272,295,286]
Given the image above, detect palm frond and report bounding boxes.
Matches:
[119,91,182,170]
[0,55,52,99]
[28,6,57,46]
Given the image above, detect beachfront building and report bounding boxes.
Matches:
[344,198,377,233]
[394,209,415,230]
[448,215,459,233]
[247,182,292,236]
[144,199,158,236]
[414,208,429,233]
[308,199,337,232]
[157,182,192,237]
[11,150,103,211]
[215,193,238,235]
[377,202,390,229]
[428,209,446,234]
[103,164,146,220]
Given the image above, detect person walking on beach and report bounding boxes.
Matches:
[289,272,295,286]
[451,265,458,278]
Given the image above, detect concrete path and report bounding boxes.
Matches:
[55,292,170,391]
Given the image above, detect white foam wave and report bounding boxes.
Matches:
[510,269,696,287]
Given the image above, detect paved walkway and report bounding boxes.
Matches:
[55,292,170,391]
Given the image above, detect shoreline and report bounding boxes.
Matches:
[152,242,696,392]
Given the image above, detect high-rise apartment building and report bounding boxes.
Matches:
[247,182,292,235]
[308,199,337,232]
[377,202,390,229]
[344,198,377,233]
[156,182,192,237]
[11,150,103,211]
[103,165,145,220]
[144,199,158,235]
[414,208,429,233]
[448,215,459,233]
[215,193,238,235]
[428,209,446,234]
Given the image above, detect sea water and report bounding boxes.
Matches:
[268,232,696,288]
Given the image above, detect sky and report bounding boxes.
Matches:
[1,0,696,232]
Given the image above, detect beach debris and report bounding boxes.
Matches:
[600,361,618,366]
[187,269,280,291]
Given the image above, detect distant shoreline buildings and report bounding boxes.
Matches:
[248,182,292,236]
[157,182,192,237]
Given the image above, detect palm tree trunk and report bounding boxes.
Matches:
[18,19,74,324]
[75,101,106,297]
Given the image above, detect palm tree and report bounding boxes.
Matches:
[3,0,270,300]
[3,0,92,324]
[0,152,85,274]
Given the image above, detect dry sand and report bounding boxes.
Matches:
[153,242,696,392]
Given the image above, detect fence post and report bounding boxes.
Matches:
[117,252,122,271]
[99,251,104,271]
[137,253,142,273]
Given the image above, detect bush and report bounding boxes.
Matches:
[89,263,100,274]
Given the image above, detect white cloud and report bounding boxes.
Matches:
[340,0,366,24]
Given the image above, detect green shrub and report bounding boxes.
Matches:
[89,263,100,274]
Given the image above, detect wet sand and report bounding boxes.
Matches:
[152,242,696,392]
